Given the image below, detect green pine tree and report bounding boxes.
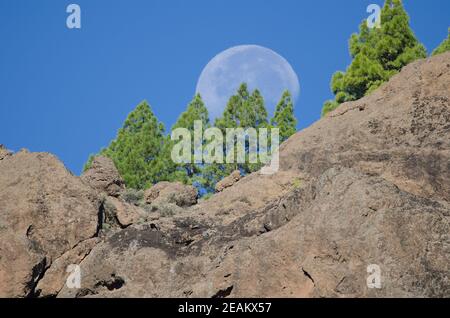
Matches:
[215,83,249,130]
[247,89,269,129]
[432,28,450,56]
[166,93,210,184]
[215,83,269,130]
[209,84,249,189]
[322,0,426,116]
[271,90,297,142]
[85,101,167,190]
[172,93,210,131]
[202,83,271,192]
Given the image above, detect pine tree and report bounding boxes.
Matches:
[247,89,269,129]
[166,94,210,184]
[432,28,450,56]
[86,101,167,190]
[214,83,252,174]
[215,83,249,130]
[215,83,269,130]
[271,90,297,142]
[209,84,248,189]
[322,0,426,116]
[172,93,209,131]
[202,83,271,192]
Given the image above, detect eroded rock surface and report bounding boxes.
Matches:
[0,152,101,297]
[104,196,144,228]
[144,182,198,208]
[2,53,450,298]
[215,170,241,193]
[60,167,450,298]
[81,156,125,197]
[35,238,99,297]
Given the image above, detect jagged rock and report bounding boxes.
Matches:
[278,52,450,203]
[215,170,241,193]
[188,170,294,226]
[81,156,125,197]
[0,144,12,161]
[144,182,198,208]
[57,53,450,298]
[0,230,46,298]
[35,238,99,297]
[58,167,450,298]
[0,152,101,297]
[104,196,143,228]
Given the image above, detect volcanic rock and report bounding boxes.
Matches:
[81,156,125,197]
[0,152,101,297]
[144,182,198,208]
[215,170,242,193]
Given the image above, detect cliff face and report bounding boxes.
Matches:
[1,52,449,298]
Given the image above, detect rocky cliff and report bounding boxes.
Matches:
[1,52,449,298]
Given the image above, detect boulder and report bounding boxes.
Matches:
[103,196,143,228]
[144,182,198,208]
[81,156,125,197]
[0,152,101,297]
[215,170,241,193]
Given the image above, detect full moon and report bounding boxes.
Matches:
[196,45,300,121]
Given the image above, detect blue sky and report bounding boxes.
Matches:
[1,0,449,174]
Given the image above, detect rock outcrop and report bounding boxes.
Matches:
[103,196,144,228]
[81,156,125,197]
[35,238,99,297]
[59,166,450,298]
[2,52,450,298]
[0,151,101,297]
[144,182,198,208]
[215,170,241,193]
